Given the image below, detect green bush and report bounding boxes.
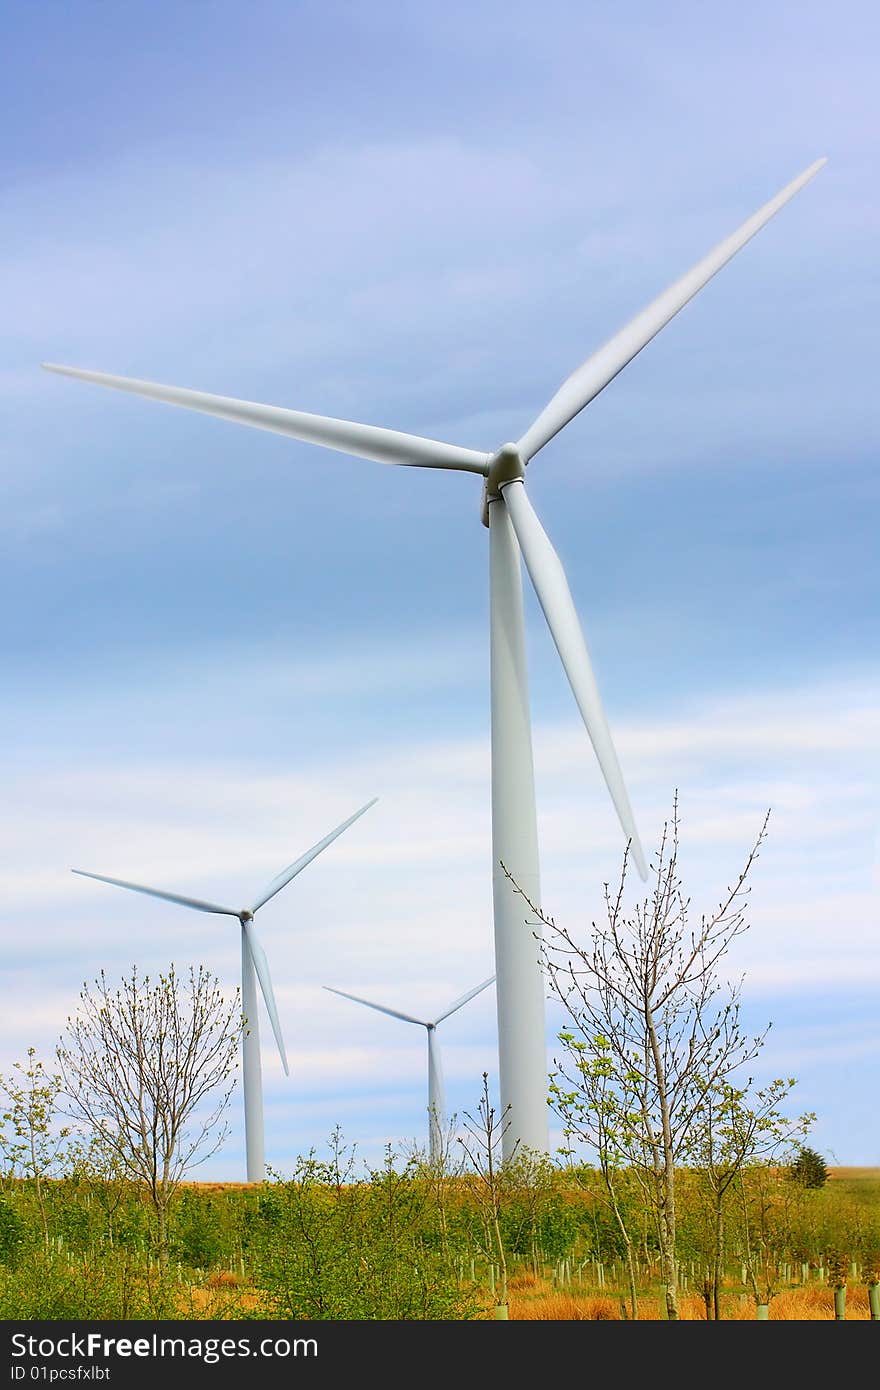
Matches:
[0,1197,27,1266]
[252,1145,478,1320]
[171,1191,227,1268]
[790,1147,830,1189]
[0,1248,179,1319]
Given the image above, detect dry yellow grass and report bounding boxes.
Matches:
[510,1292,620,1320]
[179,1270,873,1320]
[508,1284,872,1320]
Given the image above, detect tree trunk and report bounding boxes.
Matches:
[645,1009,678,1319]
[605,1178,639,1319]
[33,1172,49,1252]
[491,1207,508,1317]
[713,1199,724,1320]
[155,1196,169,1272]
[624,1243,640,1321]
[659,1227,678,1318]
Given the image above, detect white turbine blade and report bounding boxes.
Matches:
[501,480,648,879]
[323,986,426,1029]
[431,975,496,1027]
[250,798,378,913]
[242,917,288,1075]
[517,158,827,463]
[71,868,238,916]
[42,365,490,475]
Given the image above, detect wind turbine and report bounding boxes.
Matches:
[324,976,495,1162]
[46,158,826,1157]
[71,798,377,1180]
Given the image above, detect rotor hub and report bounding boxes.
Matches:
[482,444,525,526]
[486,442,525,497]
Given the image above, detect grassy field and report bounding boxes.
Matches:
[508,1278,875,1320]
[181,1274,875,1321]
[143,1167,880,1321]
[1,1166,877,1320]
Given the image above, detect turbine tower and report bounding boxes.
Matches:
[47,158,825,1157]
[72,798,377,1180]
[324,976,495,1162]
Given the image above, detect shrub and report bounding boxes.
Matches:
[171,1190,227,1268]
[252,1141,478,1320]
[790,1148,830,1189]
[0,1248,178,1319]
[0,1197,26,1266]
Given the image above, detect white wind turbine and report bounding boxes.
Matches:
[324,976,495,1162]
[72,798,377,1180]
[47,158,825,1157]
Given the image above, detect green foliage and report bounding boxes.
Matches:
[252,1135,477,1320]
[500,1154,579,1263]
[0,1196,26,1265]
[0,1155,875,1319]
[53,1192,92,1251]
[0,1050,69,1176]
[0,1247,180,1319]
[790,1146,830,1188]
[172,1190,228,1268]
[502,1191,577,1262]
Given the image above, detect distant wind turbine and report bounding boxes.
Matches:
[47,157,826,1157]
[324,976,495,1162]
[72,798,377,1180]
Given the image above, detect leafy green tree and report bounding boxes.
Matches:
[790,1146,830,1188]
[0,1049,71,1248]
[687,1077,813,1317]
[501,1149,576,1270]
[0,1197,26,1266]
[255,1130,475,1319]
[735,1159,809,1309]
[551,1035,646,1317]
[171,1189,227,1268]
[64,1135,134,1248]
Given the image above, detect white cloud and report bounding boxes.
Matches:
[0,661,876,1170]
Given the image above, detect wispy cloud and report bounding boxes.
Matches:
[1,662,876,1167]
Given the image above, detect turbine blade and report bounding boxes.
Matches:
[250,798,378,913]
[71,869,238,916]
[432,975,496,1026]
[517,158,827,463]
[501,480,648,879]
[323,986,426,1029]
[42,365,490,475]
[243,918,288,1075]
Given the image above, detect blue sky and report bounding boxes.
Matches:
[1,0,877,1174]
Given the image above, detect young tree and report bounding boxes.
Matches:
[64,1134,134,1248]
[57,965,241,1267]
[688,1077,813,1317]
[551,1036,644,1317]
[0,1049,71,1247]
[458,1073,513,1318]
[790,1146,830,1189]
[735,1158,809,1312]
[523,798,771,1320]
[502,1148,571,1279]
[405,1115,464,1261]
[256,1130,474,1320]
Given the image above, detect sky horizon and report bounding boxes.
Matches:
[2,0,877,1174]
